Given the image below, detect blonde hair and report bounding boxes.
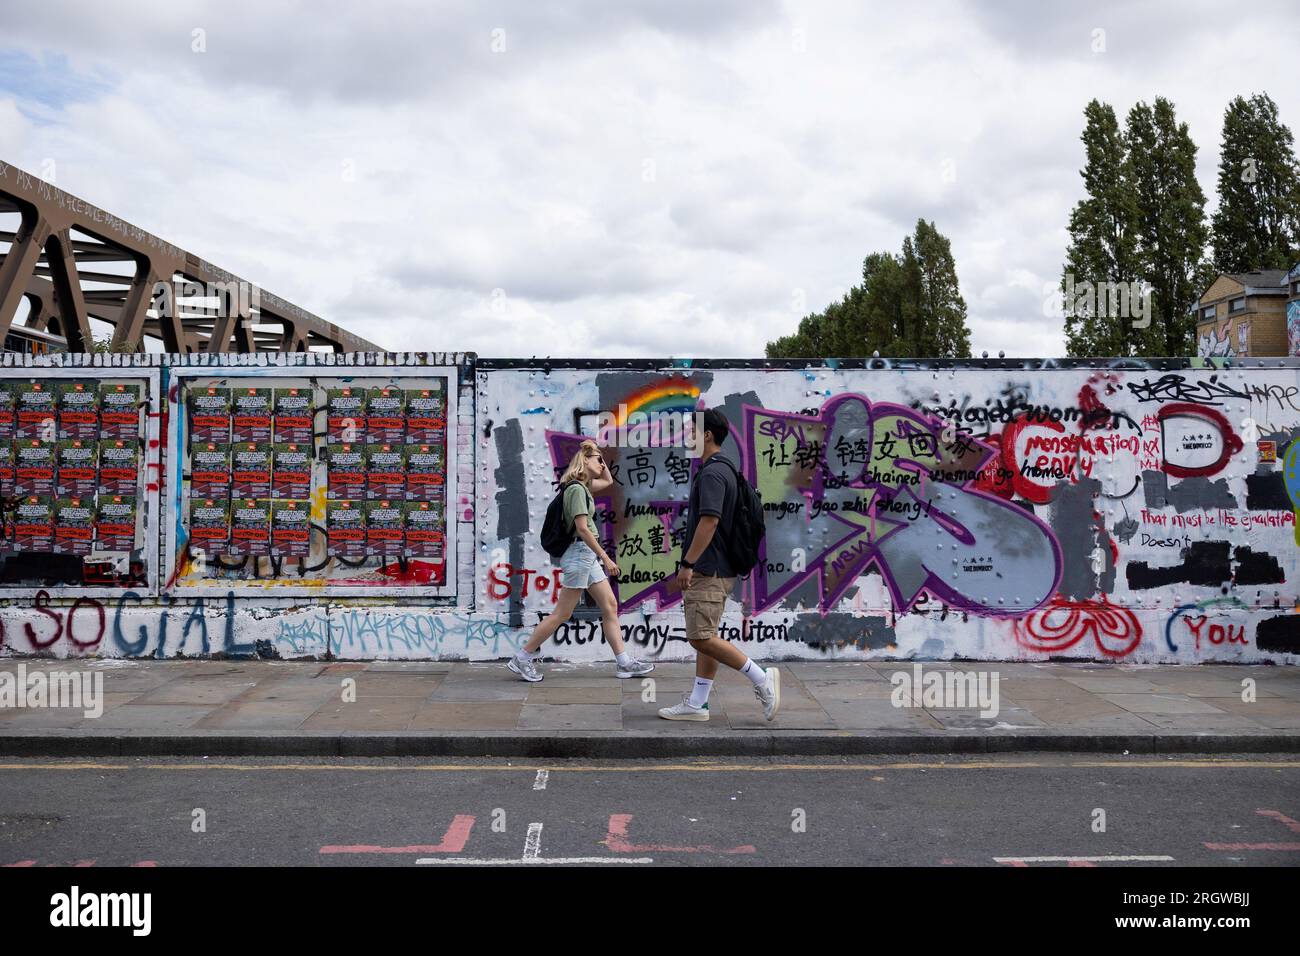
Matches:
[559,440,602,486]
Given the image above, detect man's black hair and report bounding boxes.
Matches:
[701,407,730,447]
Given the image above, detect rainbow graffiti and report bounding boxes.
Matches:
[613,379,700,424]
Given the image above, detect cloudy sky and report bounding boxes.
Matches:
[1,1,1297,357]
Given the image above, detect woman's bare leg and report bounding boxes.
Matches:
[586,578,626,656]
[522,587,583,654]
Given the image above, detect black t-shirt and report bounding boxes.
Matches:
[683,452,738,577]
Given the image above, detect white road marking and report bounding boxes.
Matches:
[994,855,1174,863]
[415,818,653,865]
[524,822,543,860]
[533,770,549,790]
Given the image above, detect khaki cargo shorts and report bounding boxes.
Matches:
[682,573,737,643]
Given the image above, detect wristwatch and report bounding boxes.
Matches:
[679,558,694,569]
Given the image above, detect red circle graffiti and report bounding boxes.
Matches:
[1156,403,1243,479]
[1013,596,1142,658]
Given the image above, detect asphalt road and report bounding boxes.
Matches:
[0,754,1297,867]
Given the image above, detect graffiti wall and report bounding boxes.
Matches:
[475,360,1300,665]
[1,354,1299,665]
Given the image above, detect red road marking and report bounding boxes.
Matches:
[1067,860,1098,867]
[1256,809,1300,833]
[131,861,159,867]
[602,814,755,855]
[319,814,475,855]
[999,860,1029,867]
[3,861,35,867]
[1205,809,1300,851]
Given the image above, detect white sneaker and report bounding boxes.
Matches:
[657,697,709,721]
[506,655,543,682]
[755,666,781,721]
[616,658,655,678]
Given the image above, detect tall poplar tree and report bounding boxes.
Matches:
[1125,97,1208,355]
[1211,93,1300,273]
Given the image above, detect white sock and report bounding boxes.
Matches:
[615,651,632,667]
[740,659,767,688]
[688,678,714,708]
[518,647,538,661]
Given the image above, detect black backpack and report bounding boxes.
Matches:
[540,480,583,557]
[702,457,766,577]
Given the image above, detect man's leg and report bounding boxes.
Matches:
[664,575,780,719]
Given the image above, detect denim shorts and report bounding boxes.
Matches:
[559,539,607,589]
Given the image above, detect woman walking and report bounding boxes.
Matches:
[508,440,654,682]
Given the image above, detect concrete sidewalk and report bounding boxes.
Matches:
[1,658,1298,757]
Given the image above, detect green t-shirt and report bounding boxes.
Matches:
[562,482,594,536]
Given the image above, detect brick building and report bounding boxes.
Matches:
[1195,269,1290,357]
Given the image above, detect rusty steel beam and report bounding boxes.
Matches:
[0,160,380,353]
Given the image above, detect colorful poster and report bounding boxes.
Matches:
[273,386,315,444]
[327,499,366,557]
[365,442,405,500]
[229,498,271,556]
[57,438,98,498]
[95,495,137,553]
[190,442,231,499]
[1289,300,1300,357]
[272,442,312,499]
[230,387,273,443]
[16,382,57,441]
[14,439,55,496]
[14,495,53,551]
[53,496,94,556]
[327,387,366,444]
[405,442,445,502]
[403,499,444,559]
[189,498,230,552]
[326,443,366,499]
[189,386,231,443]
[58,381,99,440]
[0,438,13,498]
[405,385,445,443]
[366,386,406,443]
[99,382,142,439]
[231,442,271,499]
[98,439,140,496]
[365,498,405,556]
[0,381,16,442]
[271,499,311,557]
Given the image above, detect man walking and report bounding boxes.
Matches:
[658,408,780,722]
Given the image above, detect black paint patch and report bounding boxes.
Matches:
[787,612,894,650]
[1234,547,1285,586]
[1049,478,1114,600]
[1246,472,1291,511]
[1126,540,1230,590]
[1256,615,1300,655]
[493,419,528,628]
[1141,471,1237,512]
[1113,517,1139,544]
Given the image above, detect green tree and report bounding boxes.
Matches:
[766,221,970,358]
[1211,93,1300,273]
[1125,97,1208,355]
[1062,99,1141,356]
